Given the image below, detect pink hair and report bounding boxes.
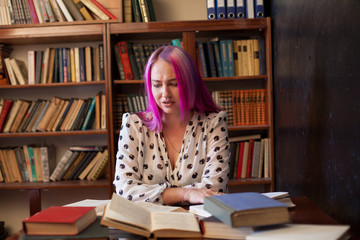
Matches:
[138,45,220,132]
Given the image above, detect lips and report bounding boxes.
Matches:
[161,101,175,108]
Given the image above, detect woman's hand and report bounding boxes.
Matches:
[184,188,223,204]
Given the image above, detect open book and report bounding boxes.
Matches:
[100,193,201,238]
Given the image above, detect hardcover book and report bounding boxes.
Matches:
[204,192,290,227]
[101,193,201,238]
[23,206,97,235]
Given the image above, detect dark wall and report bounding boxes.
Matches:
[271,0,360,236]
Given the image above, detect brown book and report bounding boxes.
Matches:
[46,98,66,131]
[2,99,22,133]
[64,98,84,131]
[95,92,101,129]
[51,99,69,131]
[47,48,56,83]
[0,149,12,182]
[59,99,79,131]
[9,58,28,85]
[85,46,92,81]
[6,148,23,182]
[9,100,31,133]
[36,96,63,132]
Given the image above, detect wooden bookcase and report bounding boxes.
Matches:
[107,18,274,193]
[0,16,274,215]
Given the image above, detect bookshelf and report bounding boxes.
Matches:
[107,18,274,193]
[0,3,274,216]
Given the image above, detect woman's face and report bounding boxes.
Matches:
[151,59,181,117]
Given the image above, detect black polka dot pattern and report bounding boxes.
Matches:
[113,111,230,204]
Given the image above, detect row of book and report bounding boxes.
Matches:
[123,0,156,23]
[0,0,117,26]
[228,134,271,179]
[49,146,108,181]
[207,0,266,20]
[198,38,265,78]
[114,41,170,80]
[113,93,147,128]
[3,44,104,86]
[0,92,106,133]
[212,89,268,126]
[0,145,108,182]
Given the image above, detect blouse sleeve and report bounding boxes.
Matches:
[113,113,169,203]
[192,111,230,193]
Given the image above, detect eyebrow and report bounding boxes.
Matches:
[151,78,177,82]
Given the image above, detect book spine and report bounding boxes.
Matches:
[43,0,56,22]
[63,0,84,21]
[80,0,109,20]
[89,0,116,19]
[49,149,73,181]
[27,146,37,182]
[40,147,50,182]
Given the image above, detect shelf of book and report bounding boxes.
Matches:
[0,130,107,137]
[0,81,105,89]
[0,177,109,189]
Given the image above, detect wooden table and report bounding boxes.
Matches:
[7,196,358,240]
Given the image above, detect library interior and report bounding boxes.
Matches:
[0,0,359,239]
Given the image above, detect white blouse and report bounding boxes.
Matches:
[113,111,230,204]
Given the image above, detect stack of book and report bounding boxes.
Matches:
[0,92,106,133]
[198,38,266,79]
[206,0,266,20]
[0,145,55,183]
[212,89,268,126]
[228,134,271,180]
[0,0,117,26]
[123,0,156,23]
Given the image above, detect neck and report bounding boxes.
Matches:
[163,111,193,129]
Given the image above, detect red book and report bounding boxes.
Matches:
[0,99,14,132]
[90,0,117,19]
[117,42,134,80]
[23,206,97,235]
[236,142,245,178]
[246,139,255,178]
[27,0,40,24]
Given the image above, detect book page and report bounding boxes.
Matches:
[135,202,186,213]
[150,212,200,233]
[107,193,150,230]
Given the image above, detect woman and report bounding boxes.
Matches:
[113,45,230,205]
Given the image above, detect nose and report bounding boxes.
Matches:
[162,85,171,99]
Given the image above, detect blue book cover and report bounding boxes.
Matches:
[212,41,223,77]
[204,41,217,77]
[204,192,289,227]
[226,0,236,19]
[197,41,208,78]
[254,0,265,18]
[219,40,229,77]
[216,0,227,19]
[81,97,96,130]
[235,0,246,18]
[207,0,217,20]
[227,40,235,76]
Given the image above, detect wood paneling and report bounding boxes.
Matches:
[271,0,360,236]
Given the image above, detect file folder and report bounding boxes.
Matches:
[254,0,265,17]
[207,0,217,20]
[236,0,246,18]
[216,0,227,19]
[246,0,255,18]
[226,0,236,19]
